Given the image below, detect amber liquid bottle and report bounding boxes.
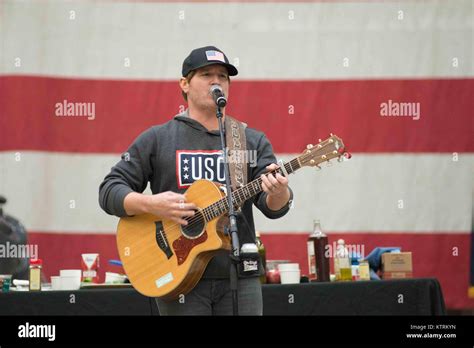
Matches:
[307,220,330,282]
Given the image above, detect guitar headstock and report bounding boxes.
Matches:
[298,134,351,169]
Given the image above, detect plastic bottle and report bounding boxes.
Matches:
[351,258,360,281]
[307,220,330,281]
[334,239,351,281]
[359,259,371,281]
[255,231,267,284]
[29,259,42,291]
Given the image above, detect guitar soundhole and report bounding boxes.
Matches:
[180,209,205,239]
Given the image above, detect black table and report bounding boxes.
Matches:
[0,278,445,315]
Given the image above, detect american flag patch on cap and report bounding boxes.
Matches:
[205,50,225,62]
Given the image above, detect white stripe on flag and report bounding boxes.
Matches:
[1,0,472,79]
[1,151,472,233]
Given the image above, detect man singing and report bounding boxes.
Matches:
[99,46,293,315]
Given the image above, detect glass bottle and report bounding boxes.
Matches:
[335,239,352,281]
[307,220,330,282]
[29,259,42,291]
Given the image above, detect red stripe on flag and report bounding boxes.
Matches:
[1,76,472,153]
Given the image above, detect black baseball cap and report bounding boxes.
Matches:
[182,46,238,77]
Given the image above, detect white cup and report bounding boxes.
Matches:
[280,269,301,284]
[59,269,81,290]
[105,272,126,284]
[60,276,81,290]
[51,276,61,290]
[60,269,82,277]
[277,263,300,272]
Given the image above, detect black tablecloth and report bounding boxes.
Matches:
[0,278,445,315]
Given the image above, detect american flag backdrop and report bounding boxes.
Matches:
[0,0,473,310]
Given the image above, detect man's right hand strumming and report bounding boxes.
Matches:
[124,191,196,225]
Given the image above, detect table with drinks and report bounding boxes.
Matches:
[0,221,446,315]
[0,254,445,315]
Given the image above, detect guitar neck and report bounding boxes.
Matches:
[202,158,301,221]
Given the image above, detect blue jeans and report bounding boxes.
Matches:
[155,277,263,315]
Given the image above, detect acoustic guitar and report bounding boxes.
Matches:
[116,134,350,299]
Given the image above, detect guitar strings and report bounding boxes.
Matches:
[164,153,315,235]
[159,149,331,237]
[160,164,294,236]
[163,146,340,235]
[133,149,339,250]
[158,171,271,237]
[163,175,265,235]
[174,155,306,229]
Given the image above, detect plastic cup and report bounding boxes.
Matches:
[59,269,82,277]
[277,263,300,272]
[280,270,301,284]
[60,276,81,290]
[59,270,81,290]
[51,276,61,290]
[0,274,12,292]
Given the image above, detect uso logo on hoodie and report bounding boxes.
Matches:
[176,150,226,189]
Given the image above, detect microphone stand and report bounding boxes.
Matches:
[215,104,240,316]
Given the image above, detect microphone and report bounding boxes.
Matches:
[209,84,227,107]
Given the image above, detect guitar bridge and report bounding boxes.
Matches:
[155,221,173,259]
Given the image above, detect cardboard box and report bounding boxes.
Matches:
[381,252,412,272]
[382,271,413,279]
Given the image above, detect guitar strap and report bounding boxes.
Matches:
[224,115,248,191]
[224,116,261,278]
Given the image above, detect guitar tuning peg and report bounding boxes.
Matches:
[318,138,322,143]
[306,144,314,149]
[338,152,352,162]
[315,164,322,171]
[330,133,333,136]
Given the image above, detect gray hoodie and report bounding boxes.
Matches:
[99,111,293,278]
